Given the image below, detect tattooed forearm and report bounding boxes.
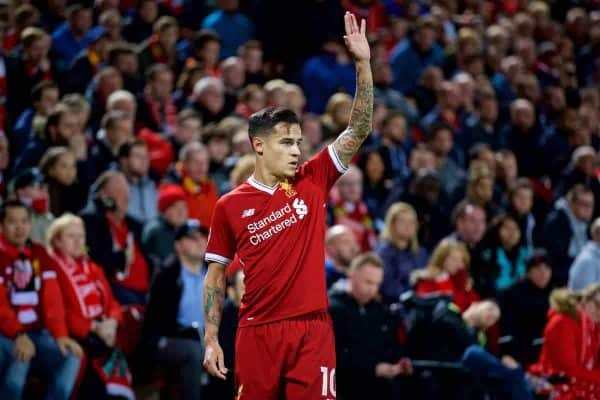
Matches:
[333,60,373,166]
[203,263,226,335]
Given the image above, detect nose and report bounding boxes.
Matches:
[291,144,301,157]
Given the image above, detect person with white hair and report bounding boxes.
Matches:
[325,224,360,289]
[190,76,227,124]
[555,145,598,198]
[569,218,600,292]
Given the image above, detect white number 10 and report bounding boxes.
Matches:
[320,366,336,397]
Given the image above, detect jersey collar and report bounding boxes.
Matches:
[247,175,277,195]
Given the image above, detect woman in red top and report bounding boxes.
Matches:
[411,238,479,311]
[47,214,133,400]
[530,284,600,399]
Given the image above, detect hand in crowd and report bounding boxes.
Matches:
[94,318,118,347]
[69,134,88,161]
[501,355,520,370]
[203,336,228,380]
[14,333,35,362]
[56,336,84,358]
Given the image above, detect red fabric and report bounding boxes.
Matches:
[530,308,600,398]
[106,218,149,292]
[414,269,480,312]
[342,0,388,33]
[51,250,122,340]
[235,102,256,119]
[0,234,67,338]
[137,128,175,177]
[206,145,345,327]
[329,197,377,251]
[235,312,336,399]
[139,92,178,135]
[179,168,218,228]
[157,184,186,213]
[148,34,168,64]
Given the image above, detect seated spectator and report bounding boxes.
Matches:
[228,154,255,189]
[0,200,82,399]
[136,63,177,135]
[459,92,504,151]
[39,147,88,216]
[122,0,157,44]
[426,123,466,202]
[329,165,377,251]
[412,238,479,312]
[89,110,134,180]
[530,284,600,397]
[117,140,157,224]
[376,202,429,303]
[321,92,353,141]
[238,40,265,85]
[10,168,54,244]
[569,217,600,292]
[421,81,465,139]
[329,253,412,400]
[142,219,209,400]
[500,249,553,367]
[202,124,231,195]
[86,67,124,131]
[47,214,133,400]
[554,145,599,199]
[81,171,150,305]
[66,28,114,95]
[235,84,266,119]
[475,214,530,298]
[358,149,393,224]
[375,111,411,185]
[506,178,536,249]
[220,57,246,116]
[464,162,502,222]
[142,184,188,271]
[325,224,360,289]
[282,83,306,117]
[447,201,487,253]
[189,76,228,124]
[537,184,594,286]
[170,109,202,160]
[165,142,218,228]
[202,0,254,59]
[107,43,143,96]
[372,61,419,125]
[495,149,519,197]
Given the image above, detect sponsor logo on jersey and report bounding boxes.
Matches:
[245,198,308,245]
[241,208,255,218]
[292,198,308,219]
[279,179,297,198]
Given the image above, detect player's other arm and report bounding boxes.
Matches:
[203,261,228,379]
[332,12,373,168]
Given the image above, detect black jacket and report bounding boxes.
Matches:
[328,289,401,400]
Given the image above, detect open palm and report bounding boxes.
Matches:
[343,12,370,62]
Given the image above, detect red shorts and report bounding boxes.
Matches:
[235,311,337,400]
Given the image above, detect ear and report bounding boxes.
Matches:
[252,136,264,156]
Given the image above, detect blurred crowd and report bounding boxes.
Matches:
[0,0,600,399]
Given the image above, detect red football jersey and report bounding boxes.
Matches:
[206,144,348,327]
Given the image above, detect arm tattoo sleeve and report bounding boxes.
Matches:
[204,285,225,327]
[333,61,373,167]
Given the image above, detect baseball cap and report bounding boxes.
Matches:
[525,249,550,271]
[158,184,187,213]
[174,219,209,241]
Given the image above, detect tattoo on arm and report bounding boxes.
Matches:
[333,61,373,166]
[204,285,225,327]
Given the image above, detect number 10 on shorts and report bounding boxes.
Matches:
[320,366,336,398]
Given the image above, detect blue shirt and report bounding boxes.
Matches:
[51,23,96,70]
[177,265,207,329]
[201,10,254,59]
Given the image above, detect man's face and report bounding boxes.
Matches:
[382,115,406,143]
[163,200,188,227]
[107,119,133,148]
[199,85,224,115]
[36,88,59,116]
[415,26,435,51]
[222,60,245,90]
[254,123,302,179]
[431,129,453,156]
[456,206,486,245]
[1,207,31,247]
[328,231,360,267]
[27,38,47,64]
[159,26,178,50]
[480,98,498,123]
[151,71,173,101]
[200,41,220,67]
[184,149,210,183]
[512,187,533,215]
[53,112,81,144]
[127,145,149,177]
[175,118,202,145]
[104,175,130,216]
[243,48,262,73]
[571,193,595,222]
[336,168,363,203]
[527,263,551,289]
[350,264,383,305]
[72,9,92,34]
[207,137,230,164]
[177,232,208,262]
[115,53,138,76]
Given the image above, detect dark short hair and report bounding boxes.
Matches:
[248,107,300,141]
[349,252,384,272]
[381,111,406,128]
[567,184,594,203]
[426,122,454,142]
[0,200,31,222]
[193,29,221,51]
[32,81,58,103]
[118,139,146,159]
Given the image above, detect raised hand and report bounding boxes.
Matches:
[343,11,370,63]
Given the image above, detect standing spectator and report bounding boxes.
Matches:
[500,249,553,367]
[51,4,94,72]
[0,200,82,399]
[390,15,443,95]
[220,56,246,115]
[39,147,88,217]
[538,184,594,286]
[460,92,504,151]
[122,0,158,44]
[81,171,150,305]
[329,253,411,400]
[569,218,600,292]
[142,219,209,400]
[117,140,158,224]
[376,202,428,303]
[136,63,177,135]
[184,29,222,78]
[375,111,411,184]
[554,145,598,199]
[165,142,218,228]
[10,168,54,244]
[202,124,231,195]
[202,0,254,59]
[325,224,360,289]
[141,184,188,271]
[66,28,114,95]
[47,214,133,400]
[412,239,479,312]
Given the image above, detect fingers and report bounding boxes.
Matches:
[203,348,227,380]
[216,352,229,380]
[344,12,352,35]
[360,18,366,35]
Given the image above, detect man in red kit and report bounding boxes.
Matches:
[202,13,372,400]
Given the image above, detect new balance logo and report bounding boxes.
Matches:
[292,198,308,219]
[242,208,255,218]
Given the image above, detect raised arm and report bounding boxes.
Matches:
[332,12,373,167]
[202,262,228,379]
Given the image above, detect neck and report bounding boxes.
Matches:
[181,256,203,273]
[107,211,124,224]
[253,163,282,187]
[393,238,409,250]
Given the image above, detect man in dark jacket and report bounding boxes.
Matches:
[500,249,553,367]
[329,252,411,400]
[80,171,149,305]
[143,219,209,400]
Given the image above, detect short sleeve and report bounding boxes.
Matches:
[299,142,348,192]
[205,199,236,266]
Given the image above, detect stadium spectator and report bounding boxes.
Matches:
[325,224,360,289]
[202,0,254,60]
[569,217,600,293]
